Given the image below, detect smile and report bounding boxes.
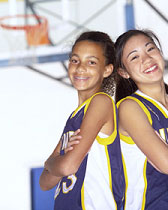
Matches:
[144,65,157,73]
[74,76,89,80]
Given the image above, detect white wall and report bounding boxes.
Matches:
[0,65,77,210]
[133,0,168,59]
[0,0,168,210]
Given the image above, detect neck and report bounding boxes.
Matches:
[138,81,168,108]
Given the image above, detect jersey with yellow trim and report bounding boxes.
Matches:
[118,91,168,210]
[54,92,125,210]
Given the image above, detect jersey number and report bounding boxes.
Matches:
[55,174,77,199]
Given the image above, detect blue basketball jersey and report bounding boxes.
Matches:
[54,92,125,210]
[118,90,168,210]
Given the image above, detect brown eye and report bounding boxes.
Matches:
[88,60,96,65]
[131,55,139,61]
[70,58,79,64]
[148,46,155,52]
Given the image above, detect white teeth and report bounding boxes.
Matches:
[145,65,156,73]
[75,77,87,79]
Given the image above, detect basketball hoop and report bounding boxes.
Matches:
[0,14,50,46]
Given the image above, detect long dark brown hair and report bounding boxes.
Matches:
[114,29,168,102]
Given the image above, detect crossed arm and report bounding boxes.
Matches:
[39,94,114,190]
[39,128,82,191]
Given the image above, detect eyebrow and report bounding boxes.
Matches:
[88,56,100,60]
[70,53,100,60]
[145,41,154,47]
[70,53,78,58]
[127,41,154,58]
[127,50,137,58]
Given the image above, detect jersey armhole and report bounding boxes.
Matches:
[85,92,117,145]
[117,96,152,125]
[117,96,152,144]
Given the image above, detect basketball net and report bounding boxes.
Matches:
[0,14,50,66]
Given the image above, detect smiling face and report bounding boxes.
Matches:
[120,34,165,87]
[68,40,112,94]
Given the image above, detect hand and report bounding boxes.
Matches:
[64,129,82,153]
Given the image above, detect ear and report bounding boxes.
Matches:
[103,64,114,78]
[117,67,130,79]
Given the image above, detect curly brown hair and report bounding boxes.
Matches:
[71,31,116,96]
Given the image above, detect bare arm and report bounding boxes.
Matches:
[118,99,168,174]
[45,94,114,177]
[39,141,62,191]
[39,129,82,191]
[39,168,62,191]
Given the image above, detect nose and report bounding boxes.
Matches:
[76,62,87,73]
[142,52,152,64]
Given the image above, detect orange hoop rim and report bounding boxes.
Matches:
[0,14,48,30]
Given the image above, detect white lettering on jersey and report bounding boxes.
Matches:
[54,181,61,199]
[62,174,77,194]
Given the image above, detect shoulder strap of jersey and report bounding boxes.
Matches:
[84,92,113,113]
[84,92,118,145]
[133,93,168,118]
[117,95,152,126]
[117,95,153,145]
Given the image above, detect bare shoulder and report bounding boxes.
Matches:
[118,97,151,133]
[119,98,139,108]
[84,93,113,122]
[89,93,113,108]
[118,98,143,115]
[82,93,114,135]
[118,97,151,130]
